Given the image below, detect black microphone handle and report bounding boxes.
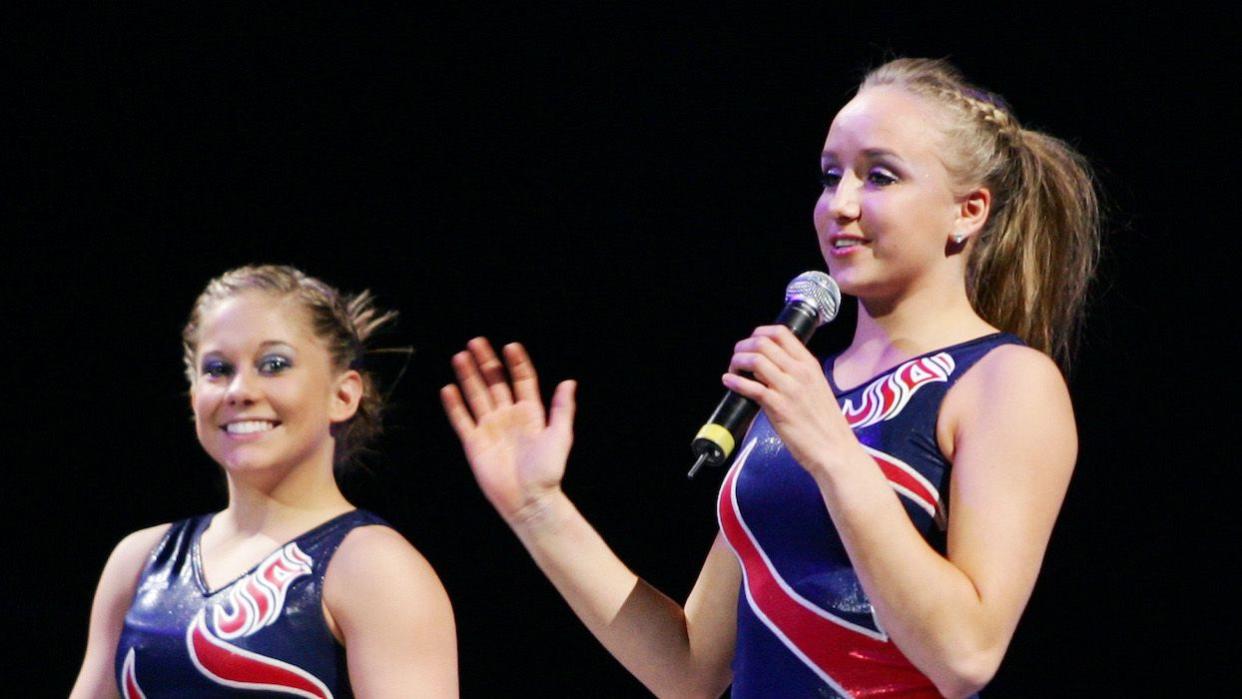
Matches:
[773,301,822,343]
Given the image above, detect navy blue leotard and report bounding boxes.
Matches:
[114,509,386,698]
[719,333,1022,698]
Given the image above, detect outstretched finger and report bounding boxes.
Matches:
[548,379,577,438]
[452,348,495,416]
[504,343,543,407]
[467,337,514,408]
[440,384,477,439]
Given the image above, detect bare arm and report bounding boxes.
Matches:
[442,338,737,698]
[513,498,739,698]
[324,525,458,698]
[727,329,1075,698]
[70,524,171,699]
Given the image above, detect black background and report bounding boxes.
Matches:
[7,5,1228,695]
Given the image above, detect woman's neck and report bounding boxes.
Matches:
[845,280,994,372]
[220,457,352,536]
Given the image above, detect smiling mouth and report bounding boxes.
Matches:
[831,237,868,249]
[223,420,279,435]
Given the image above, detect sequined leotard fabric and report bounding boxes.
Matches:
[114,509,386,698]
[719,333,1022,698]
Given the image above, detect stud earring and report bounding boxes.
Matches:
[952,232,967,244]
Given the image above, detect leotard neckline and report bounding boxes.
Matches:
[825,332,1016,395]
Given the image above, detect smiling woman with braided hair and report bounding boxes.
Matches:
[443,58,1099,698]
[72,265,458,698]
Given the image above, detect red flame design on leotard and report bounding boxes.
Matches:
[182,542,329,697]
[841,353,955,428]
[718,439,940,697]
[212,543,313,640]
[187,611,333,698]
[120,647,146,699]
[865,445,946,529]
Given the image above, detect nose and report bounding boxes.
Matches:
[825,173,862,222]
[225,369,260,405]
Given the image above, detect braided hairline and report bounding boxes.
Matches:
[937,86,1024,146]
[862,59,1023,149]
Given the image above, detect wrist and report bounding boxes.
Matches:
[506,486,570,538]
[792,412,866,484]
[806,441,871,489]
[805,452,842,487]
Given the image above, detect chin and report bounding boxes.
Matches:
[209,445,278,473]
[825,267,864,296]
[217,456,273,473]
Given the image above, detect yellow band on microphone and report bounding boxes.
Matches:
[694,423,735,459]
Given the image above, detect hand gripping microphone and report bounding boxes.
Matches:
[688,271,841,478]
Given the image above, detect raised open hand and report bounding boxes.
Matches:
[441,338,577,523]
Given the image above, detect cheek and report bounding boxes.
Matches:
[191,400,213,441]
[866,192,938,240]
[277,384,329,425]
[190,394,206,424]
[190,386,223,432]
[812,191,831,233]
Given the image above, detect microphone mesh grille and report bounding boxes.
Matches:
[785,271,841,326]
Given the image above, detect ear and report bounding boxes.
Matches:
[953,186,992,242]
[329,370,364,423]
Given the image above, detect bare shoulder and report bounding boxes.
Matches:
[940,343,1076,461]
[96,523,175,618]
[328,525,444,590]
[323,525,454,624]
[103,523,174,590]
[118,523,174,553]
[966,342,1065,388]
[947,343,1072,420]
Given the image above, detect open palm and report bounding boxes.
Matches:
[442,338,576,522]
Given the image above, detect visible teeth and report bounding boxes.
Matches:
[226,421,276,435]
[834,239,861,248]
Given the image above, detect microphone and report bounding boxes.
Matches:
[688,271,841,478]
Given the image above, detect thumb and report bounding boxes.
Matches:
[548,379,577,437]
